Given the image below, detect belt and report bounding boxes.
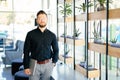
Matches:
[37,59,50,64]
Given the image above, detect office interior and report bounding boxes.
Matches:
[0,0,120,80]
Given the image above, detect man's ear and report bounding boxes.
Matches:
[35,18,38,26]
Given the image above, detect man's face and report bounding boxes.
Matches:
[37,14,47,28]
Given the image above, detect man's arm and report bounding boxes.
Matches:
[51,35,59,64]
[23,32,31,69]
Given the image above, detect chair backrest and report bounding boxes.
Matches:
[0,39,3,45]
[17,40,24,53]
[15,40,21,51]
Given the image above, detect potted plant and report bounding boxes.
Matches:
[95,0,112,11]
[64,49,70,57]
[110,38,117,44]
[62,46,71,58]
[72,28,81,39]
[93,22,100,39]
[75,1,93,13]
[60,33,66,38]
[59,3,72,17]
[110,37,120,48]
[92,22,103,44]
[59,3,72,39]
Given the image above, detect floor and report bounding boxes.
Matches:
[52,62,87,80]
[0,62,87,80]
[0,51,120,80]
[0,51,13,80]
[0,64,13,80]
[0,51,87,80]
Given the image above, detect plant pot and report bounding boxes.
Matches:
[62,54,72,58]
[79,61,86,68]
[71,36,79,39]
[66,35,72,38]
[110,43,120,48]
[97,4,105,11]
[94,39,104,44]
[79,61,94,70]
[60,35,67,38]
[74,36,79,39]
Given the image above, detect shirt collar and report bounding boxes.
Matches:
[37,27,47,32]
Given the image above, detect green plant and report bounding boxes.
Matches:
[96,0,112,5]
[92,22,100,40]
[110,38,117,43]
[95,0,112,11]
[65,49,70,56]
[61,33,66,37]
[76,1,93,12]
[96,0,106,5]
[59,3,72,16]
[73,28,81,37]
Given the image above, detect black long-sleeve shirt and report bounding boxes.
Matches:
[23,27,59,69]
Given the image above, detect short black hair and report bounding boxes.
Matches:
[37,10,47,17]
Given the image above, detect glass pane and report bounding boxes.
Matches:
[0,12,14,39]
[14,12,36,40]
[14,0,42,12]
[0,0,12,11]
[0,12,14,50]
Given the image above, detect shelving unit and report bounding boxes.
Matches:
[58,8,120,23]
[88,42,106,54]
[89,8,120,20]
[57,0,75,65]
[57,0,120,79]
[59,55,73,64]
[59,37,85,46]
[88,42,120,58]
[109,46,120,58]
[76,3,120,80]
[75,64,100,78]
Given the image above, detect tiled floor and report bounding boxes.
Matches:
[1,51,120,80]
[0,64,13,80]
[0,61,87,80]
[0,51,14,80]
[52,62,87,80]
[0,51,87,80]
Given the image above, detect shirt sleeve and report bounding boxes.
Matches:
[51,34,59,63]
[23,32,31,69]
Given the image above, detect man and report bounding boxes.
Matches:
[23,10,59,80]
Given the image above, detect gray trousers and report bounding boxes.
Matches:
[29,60,54,80]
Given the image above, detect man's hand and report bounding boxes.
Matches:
[24,69,31,75]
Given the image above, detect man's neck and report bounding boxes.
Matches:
[39,27,46,32]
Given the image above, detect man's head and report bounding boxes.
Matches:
[36,10,48,28]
